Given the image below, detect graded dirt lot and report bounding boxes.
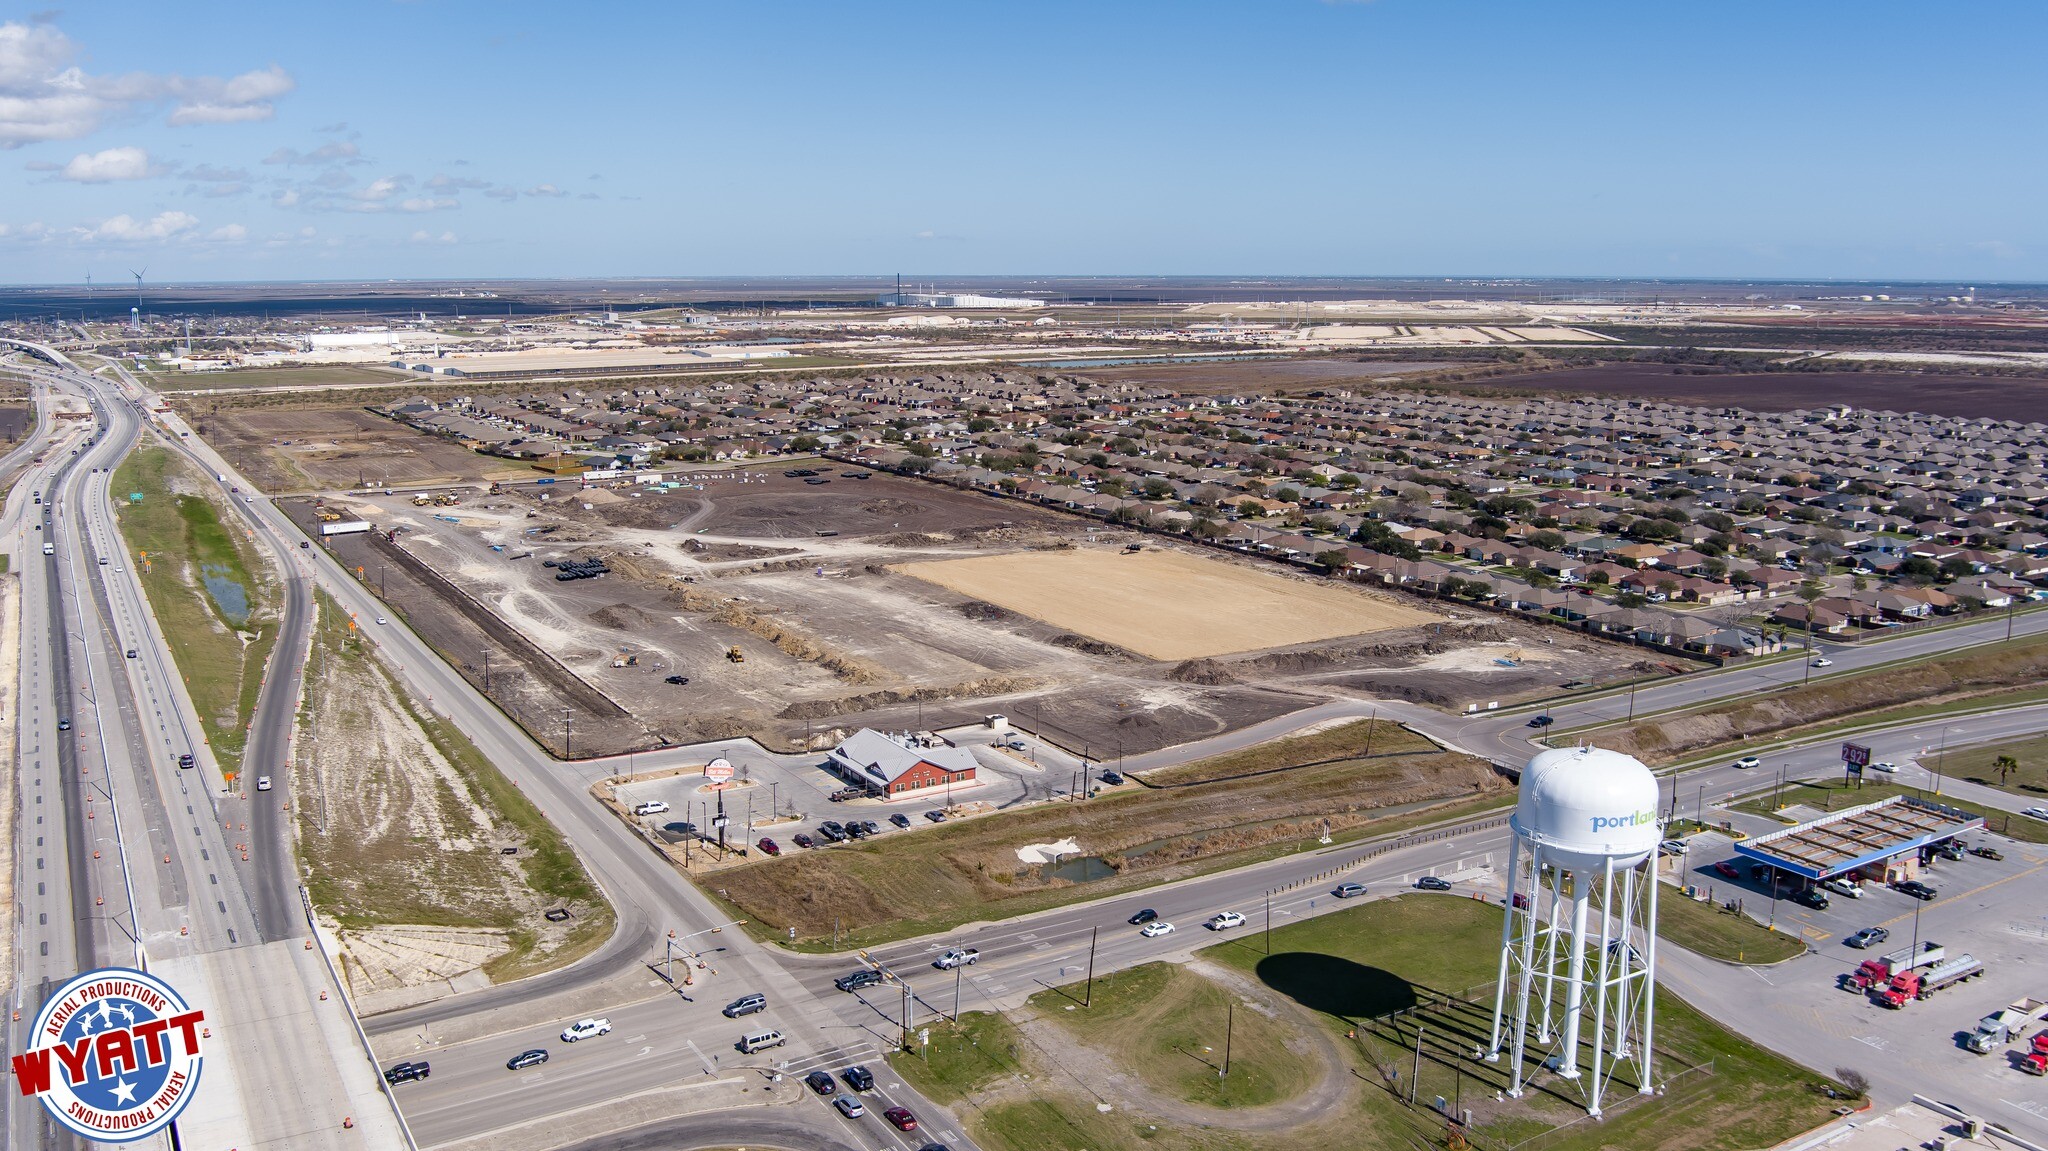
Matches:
[151,365,412,392]
[290,468,1652,757]
[1431,363,2048,420]
[896,547,1438,660]
[183,405,530,492]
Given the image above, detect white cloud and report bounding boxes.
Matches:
[86,210,198,242]
[0,21,293,148]
[409,229,457,245]
[185,163,249,183]
[526,183,565,197]
[397,197,456,212]
[272,188,299,207]
[206,223,246,242]
[482,186,517,201]
[358,175,406,201]
[427,173,488,191]
[59,145,156,182]
[263,140,359,166]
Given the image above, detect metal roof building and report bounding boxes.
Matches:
[1732,795,1982,881]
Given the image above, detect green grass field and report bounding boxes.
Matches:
[1029,963,1319,1108]
[111,445,276,776]
[1942,732,2048,799]
[1656,885,1805,963]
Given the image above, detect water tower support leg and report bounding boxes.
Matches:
[1485,835,1522,1061]
[1555,879,1591,1080]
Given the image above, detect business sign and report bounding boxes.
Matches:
[9,967,206,1142]
[1841,742,1872,768]
[704,757,734,784]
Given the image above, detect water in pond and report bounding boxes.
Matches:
[200,565,250,627]
[1038,855,1118,884]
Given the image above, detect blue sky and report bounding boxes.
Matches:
[1,1,2043,283]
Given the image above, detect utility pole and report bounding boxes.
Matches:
[1222,1001,1234,1079]
[1264,891,1273,954]
[953,961,964,1021]
[1084,926,1098,1007]
[482,648,491,694]
[563,708,573,759]
[1410,1024,1424,1104]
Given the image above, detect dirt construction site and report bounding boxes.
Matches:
[284,467,1651,759]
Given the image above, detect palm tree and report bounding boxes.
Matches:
[1993,755,2019,787]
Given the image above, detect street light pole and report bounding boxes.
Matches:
[562,708,573,759]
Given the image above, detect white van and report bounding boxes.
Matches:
[737,1029,785,1054]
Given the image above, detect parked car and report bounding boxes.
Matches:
[835,970,884,993]
[889,813,912,829]
[664,674,690,685]
[834,1095,865,1118]
[1206,911,1246,931]
[934,948,979,970]
[506,1049,548,1071]
[924,809,948,822]
[1128,908,1159,925]
[723,993,768,1018]
[1712,860,1742,879]
[793,833,815,849]
[756,837,780,856]
[1140,921,1175,938]
[560,1017,612,1042]
[632,800,670,816]
[1415,876,1453,891]
[842,1065,875,1092]
[1333,882,1367,899]
[1820,877,1863,899]
[1969,845,2004,861]
[884,1107,919,1131]
[1847,927,1890,949]
[1100,769,1124,785]
[1894,880,1937,901]
[1791,887,1830,910]
[384,1061,430,1084]
[845,822,871,839]
[1733,755,1761,769]
[805,1070,836,1095]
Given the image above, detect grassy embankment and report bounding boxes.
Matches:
[1942,732,2048,800]
[896,897,1842,1151]
[297,591,612,980]
[149,365,414,391]
[711,720,1510,951]
[1655,885,1806,963]
[1590,633,2048,768]
[111,445,276,777]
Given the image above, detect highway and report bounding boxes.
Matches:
[1,345,402,1150]
[10,338,2048,1148]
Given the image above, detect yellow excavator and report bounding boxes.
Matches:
[725,646,745,664]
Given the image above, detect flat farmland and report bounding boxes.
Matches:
[152,365,411,391]
[1436,363,2048,421]
[195,406,533,492]
[895,547,1438,660]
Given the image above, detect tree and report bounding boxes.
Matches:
[1993,755,2019,786]
[1616,591,1648,608]
[1833,1068,1869,1100]
[967,417,997,433]
[1274,486,1302,504]
[1315,549,1351,574]
[1141,479,1172,501]
[790,434,821,452]
[1237,500,1265,519]
[1898,555,1940,583]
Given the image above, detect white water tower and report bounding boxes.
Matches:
[1486,746,1663,1117]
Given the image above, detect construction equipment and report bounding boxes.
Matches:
[726,646,745,664]
[611,651,639,668]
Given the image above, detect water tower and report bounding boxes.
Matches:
[1485,746,1663,1117]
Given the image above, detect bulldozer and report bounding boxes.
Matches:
[725,646,745,664]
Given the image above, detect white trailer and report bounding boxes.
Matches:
[318,520,373,537]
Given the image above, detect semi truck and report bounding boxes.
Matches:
[319,520,373,538]
[1844,942,1945,992]
[1876,954,1983,1008]
[1967,998,2048,1054]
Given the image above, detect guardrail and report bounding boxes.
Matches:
[299,885,421,1151]
[1267,815,1513,897]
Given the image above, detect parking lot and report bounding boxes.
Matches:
[1676,824,2048,1129]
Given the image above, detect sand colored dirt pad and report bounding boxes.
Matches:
[895,547,1437,661]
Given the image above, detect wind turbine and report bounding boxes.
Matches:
[130,267,147,330]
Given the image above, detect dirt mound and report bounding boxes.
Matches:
[776,674,1037,721]
[1168,659,1239,685]
[1049,633,1136,659]
[586,602,665,631]
[958,600,1012,622]
[874,531,951,548]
